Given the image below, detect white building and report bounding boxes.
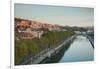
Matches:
[32,30,43,38]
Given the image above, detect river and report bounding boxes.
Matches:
[40,35,94,63]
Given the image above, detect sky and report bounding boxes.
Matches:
[14,3,94,27]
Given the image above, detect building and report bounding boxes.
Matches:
[32,30,43,38]
[17,32,33,39]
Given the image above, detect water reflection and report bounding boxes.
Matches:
[59,35,94,62]
[40,35,94,63]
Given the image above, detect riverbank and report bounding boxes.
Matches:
[20,35,76,65]
[86,35,94,48]
[15,31,74,65]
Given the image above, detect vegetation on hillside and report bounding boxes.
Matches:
[15,31,74,65]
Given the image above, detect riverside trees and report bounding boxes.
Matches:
[15,31,74,65]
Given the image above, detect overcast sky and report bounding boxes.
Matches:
[15,3,94,27]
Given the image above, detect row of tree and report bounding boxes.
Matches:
[15,31,74,65]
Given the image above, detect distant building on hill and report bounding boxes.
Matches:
[16,27,44,39]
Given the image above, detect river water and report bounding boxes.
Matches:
[59,35,94,62]
[40,35,94,63]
